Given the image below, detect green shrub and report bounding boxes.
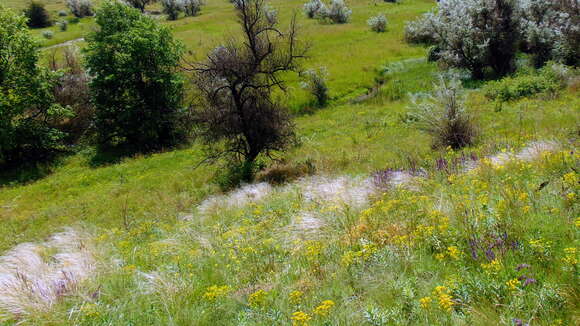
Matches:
[24,1,52,28]
[0,6,71,167]
[84,1,187,152]
[484,67,565,103]
[255,160,316,185]
[214,160,263,191]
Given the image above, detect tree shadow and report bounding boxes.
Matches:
[87,145,141,168]
[0,158,64,187]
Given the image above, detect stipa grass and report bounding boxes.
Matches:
[0,229,96,320]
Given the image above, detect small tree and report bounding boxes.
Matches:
[405,0,520,79]
[24,1,52,28]
[125,0,153,13]
[66,0,93,18]
[301,67,329,107]
[520,0,580,67]
[190,0,307,179]
[48,47,93,144]
[304,0,325,19]
[161,0,183,20]
[0,6,71,166]
[84,1,187,152]
[183,0,203,16]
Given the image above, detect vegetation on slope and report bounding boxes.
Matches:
[0,0,578,325]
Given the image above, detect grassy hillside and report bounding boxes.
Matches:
[0,0,578,325]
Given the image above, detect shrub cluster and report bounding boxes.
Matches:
[406,0,579,78]
[520,0,580,67]
[303,0,351,24]
[66,0,94,18]
[367,13,387,33]
[405,0,520,79]
[161,0,204,20]
[483,63,572,103]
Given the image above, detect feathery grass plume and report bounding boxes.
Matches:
[0,229,96,320]
[197,182,273,216]
[409,76,477,149]
[298,175,376,209]
[291,211,326,238]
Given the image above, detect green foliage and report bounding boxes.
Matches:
[214,160,262,191]
[24,1,52,28]
[484,66,565,103]
[0,6,70,167]
[84,1,187,152]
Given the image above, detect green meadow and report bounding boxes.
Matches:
[0,0,578,325]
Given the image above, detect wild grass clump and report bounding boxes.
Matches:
[409,77,477,149]
[367,13,387,33]
[301,67,330,107]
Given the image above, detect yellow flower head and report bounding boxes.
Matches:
[313,300,335,317]
[248,289,267,308]
[289,290,304,304]
[419,296,432,309]
[291,311,311,326]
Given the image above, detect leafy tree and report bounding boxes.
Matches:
[0,6,71,167]
[191,0,307,178]
[84,1,187,152]
[24,1,52,28]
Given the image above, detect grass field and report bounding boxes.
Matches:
[0,0,578,325]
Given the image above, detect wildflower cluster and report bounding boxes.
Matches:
[203,285,231,302]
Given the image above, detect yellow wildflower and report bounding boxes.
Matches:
[289,290,303,304]
[203,285,231,302]
[248,289,267,308]
[563,247,578,265]
[313,300,335,316]
[419,296,432,309]
[506,278,520,291]
[481,259,502,274]
[291,311,311,326]
[447,246,461,260]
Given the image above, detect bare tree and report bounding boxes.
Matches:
[189,0,308,170]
